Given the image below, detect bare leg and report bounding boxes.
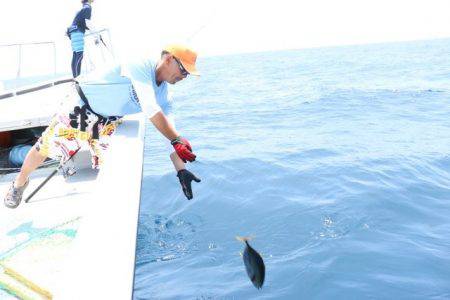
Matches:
[14,146,47,187]
[170,152,185,171]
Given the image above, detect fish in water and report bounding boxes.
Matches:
[236,236,265,289]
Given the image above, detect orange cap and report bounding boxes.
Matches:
[164,44,200,76]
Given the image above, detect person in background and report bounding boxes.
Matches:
[67,0,96,78]
[4,44,202,208]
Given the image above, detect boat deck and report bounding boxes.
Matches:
[0,166,98,299]
[0,114,145,299]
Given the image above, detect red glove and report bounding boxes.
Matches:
[171,136,196,163]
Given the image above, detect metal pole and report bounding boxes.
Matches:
[52,42,57,76]
[24,148,81,203]
[17,44,22,79]
[107,30,115,59]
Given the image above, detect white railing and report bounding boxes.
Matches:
[83,29,116,73]
[0,41,57,79]
[0,29,114,93]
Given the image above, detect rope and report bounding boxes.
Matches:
[0,281,33,300]
[0,263,53,299]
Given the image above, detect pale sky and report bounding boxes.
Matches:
[1,0,450,77]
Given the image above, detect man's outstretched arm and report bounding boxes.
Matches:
[150,111,196,163]
[150,111,200,199]
[149,111,179,140]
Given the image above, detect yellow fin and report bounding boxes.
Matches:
[235,235,255,242]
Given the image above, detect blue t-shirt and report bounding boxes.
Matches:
[71,3,92,33]
[78,58,171,118]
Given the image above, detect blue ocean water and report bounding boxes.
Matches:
[134,39,450,299]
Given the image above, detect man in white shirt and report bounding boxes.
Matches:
[4,44,201,208]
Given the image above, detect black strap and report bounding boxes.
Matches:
[74,82,91,107]
[74,82,121,119]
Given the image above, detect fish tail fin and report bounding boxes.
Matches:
[235,235,254,243]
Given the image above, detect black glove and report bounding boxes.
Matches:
[177,169,201,200]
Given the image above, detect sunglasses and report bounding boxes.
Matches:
[174,57,189,76]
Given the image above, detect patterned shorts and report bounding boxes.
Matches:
[35,98,119,169]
